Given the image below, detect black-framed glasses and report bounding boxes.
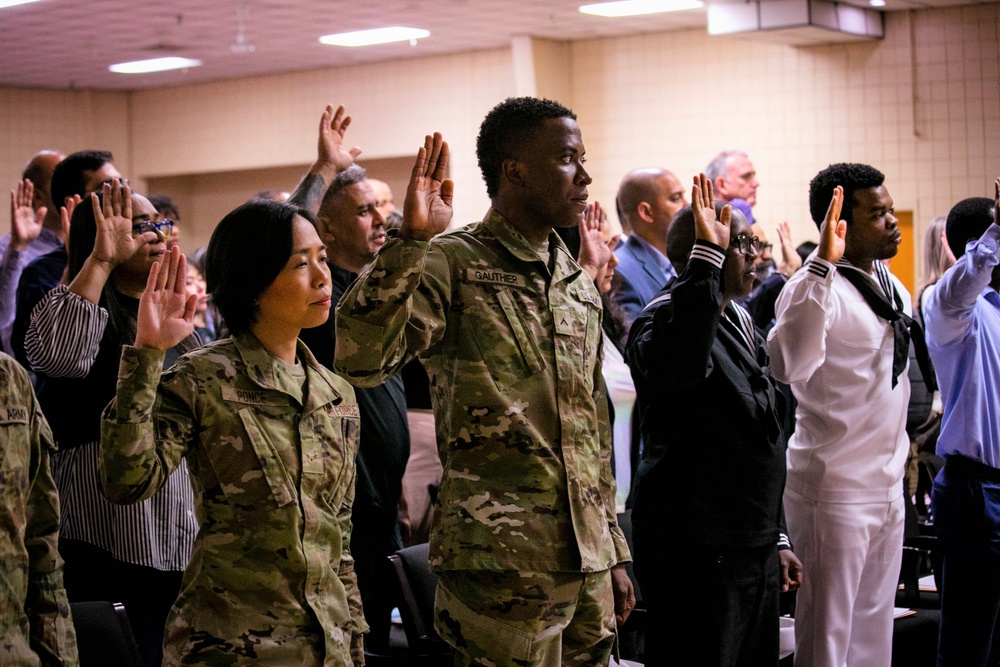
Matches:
[132,219,173,238]
[730,234,761,255]
[95,178,130,190]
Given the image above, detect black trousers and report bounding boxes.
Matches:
[60,538,183,667]
[634,532,780,667]
[351,506,404,652]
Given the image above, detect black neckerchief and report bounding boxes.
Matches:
[836,260,929,389]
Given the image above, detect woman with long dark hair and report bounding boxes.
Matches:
[100,194,366,665]
[24,181,199,667]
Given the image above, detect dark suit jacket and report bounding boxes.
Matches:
[614,235,675,325]
[626,242,786,548]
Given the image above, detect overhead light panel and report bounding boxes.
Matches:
[319,27,430,47]
[579,0,703,17]
[109,57,202,74]
[0,0,44,8]
[869,0,886,6]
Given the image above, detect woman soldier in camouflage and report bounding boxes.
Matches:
[100,195,367,665]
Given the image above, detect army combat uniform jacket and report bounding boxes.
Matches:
[0,353,78,667]
[336,209,630,573]
[100,334,367,666]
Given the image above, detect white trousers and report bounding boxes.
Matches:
[785,487,904,667]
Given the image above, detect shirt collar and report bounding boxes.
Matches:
[629,233,673,276]
[231,331,345,410]
[482,208,582,283]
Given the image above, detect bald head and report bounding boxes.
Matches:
[750,222,774,266]
[22,150,63,211]
[368,178,396,218]
[616,168,686,253]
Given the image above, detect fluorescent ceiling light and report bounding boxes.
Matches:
[109,57,202,74]
[319,26,430,47]
[869,0,886,6]
[0,0,44,8]
[580,0,703,17]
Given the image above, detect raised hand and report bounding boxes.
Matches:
[90,180,156,269]
[10,179,46,251]
[817,185,847,264]
[578,200,613,281]
[775,220,802,277]
[401,133,454,242]
[691,172,731,249]
[60,194,81,254]
[134,245,196,351]
[315,104,362,175]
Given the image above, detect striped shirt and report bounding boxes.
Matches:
[25,285,196,570]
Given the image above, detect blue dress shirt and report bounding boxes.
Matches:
[925,223,1000,466]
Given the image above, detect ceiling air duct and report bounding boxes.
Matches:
[706,0,884,45]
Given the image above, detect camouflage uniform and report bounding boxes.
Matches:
[336,209,630,664]
[0,353,79,667]
[100,334,367,666]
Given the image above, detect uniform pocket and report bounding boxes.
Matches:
[238,409,297,507]
[434,576,532,662]
[470,287,544,390]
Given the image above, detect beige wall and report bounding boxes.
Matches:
[2,4,997,285]
[1,87,132,191]
[572,5,1000,284]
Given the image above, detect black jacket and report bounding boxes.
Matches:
[626,241,787,548]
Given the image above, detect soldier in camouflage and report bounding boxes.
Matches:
[0,352,79,667]
[336,97,634,665]
[100,195,366,665]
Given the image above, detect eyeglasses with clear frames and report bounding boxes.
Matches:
[729,233,761,255]
[132,219,173,238]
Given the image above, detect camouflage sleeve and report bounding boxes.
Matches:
[99,346,195,505]
[335,237,451,388]
[595,337,631,565]
[337,468,368,665]
[22,367,79,666]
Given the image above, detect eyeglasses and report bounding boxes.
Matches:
[95,178,130,190]
[132,219,173,238]
[729,234,761,255]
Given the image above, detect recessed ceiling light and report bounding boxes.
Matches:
[319,27,430,47]
[109,57,202,74]
[579,0,703,18]
[869,0,886,6]
[0,0,44,8]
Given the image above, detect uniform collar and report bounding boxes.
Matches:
[231,332,345,411]
[482,208,583,284]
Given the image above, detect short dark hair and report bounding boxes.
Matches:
[147,194,180,220]
[945,197,994,259]
[476,97,576,199]
[206,199,315,336]
[51,150,114,211]
[666,202,734,273]
[318,164,367,216]
[808,163,884,229]
[252,189,289,202]
[667,200,750,275]
[796,241,818,265]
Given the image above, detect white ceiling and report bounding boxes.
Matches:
[0,0,994,91]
